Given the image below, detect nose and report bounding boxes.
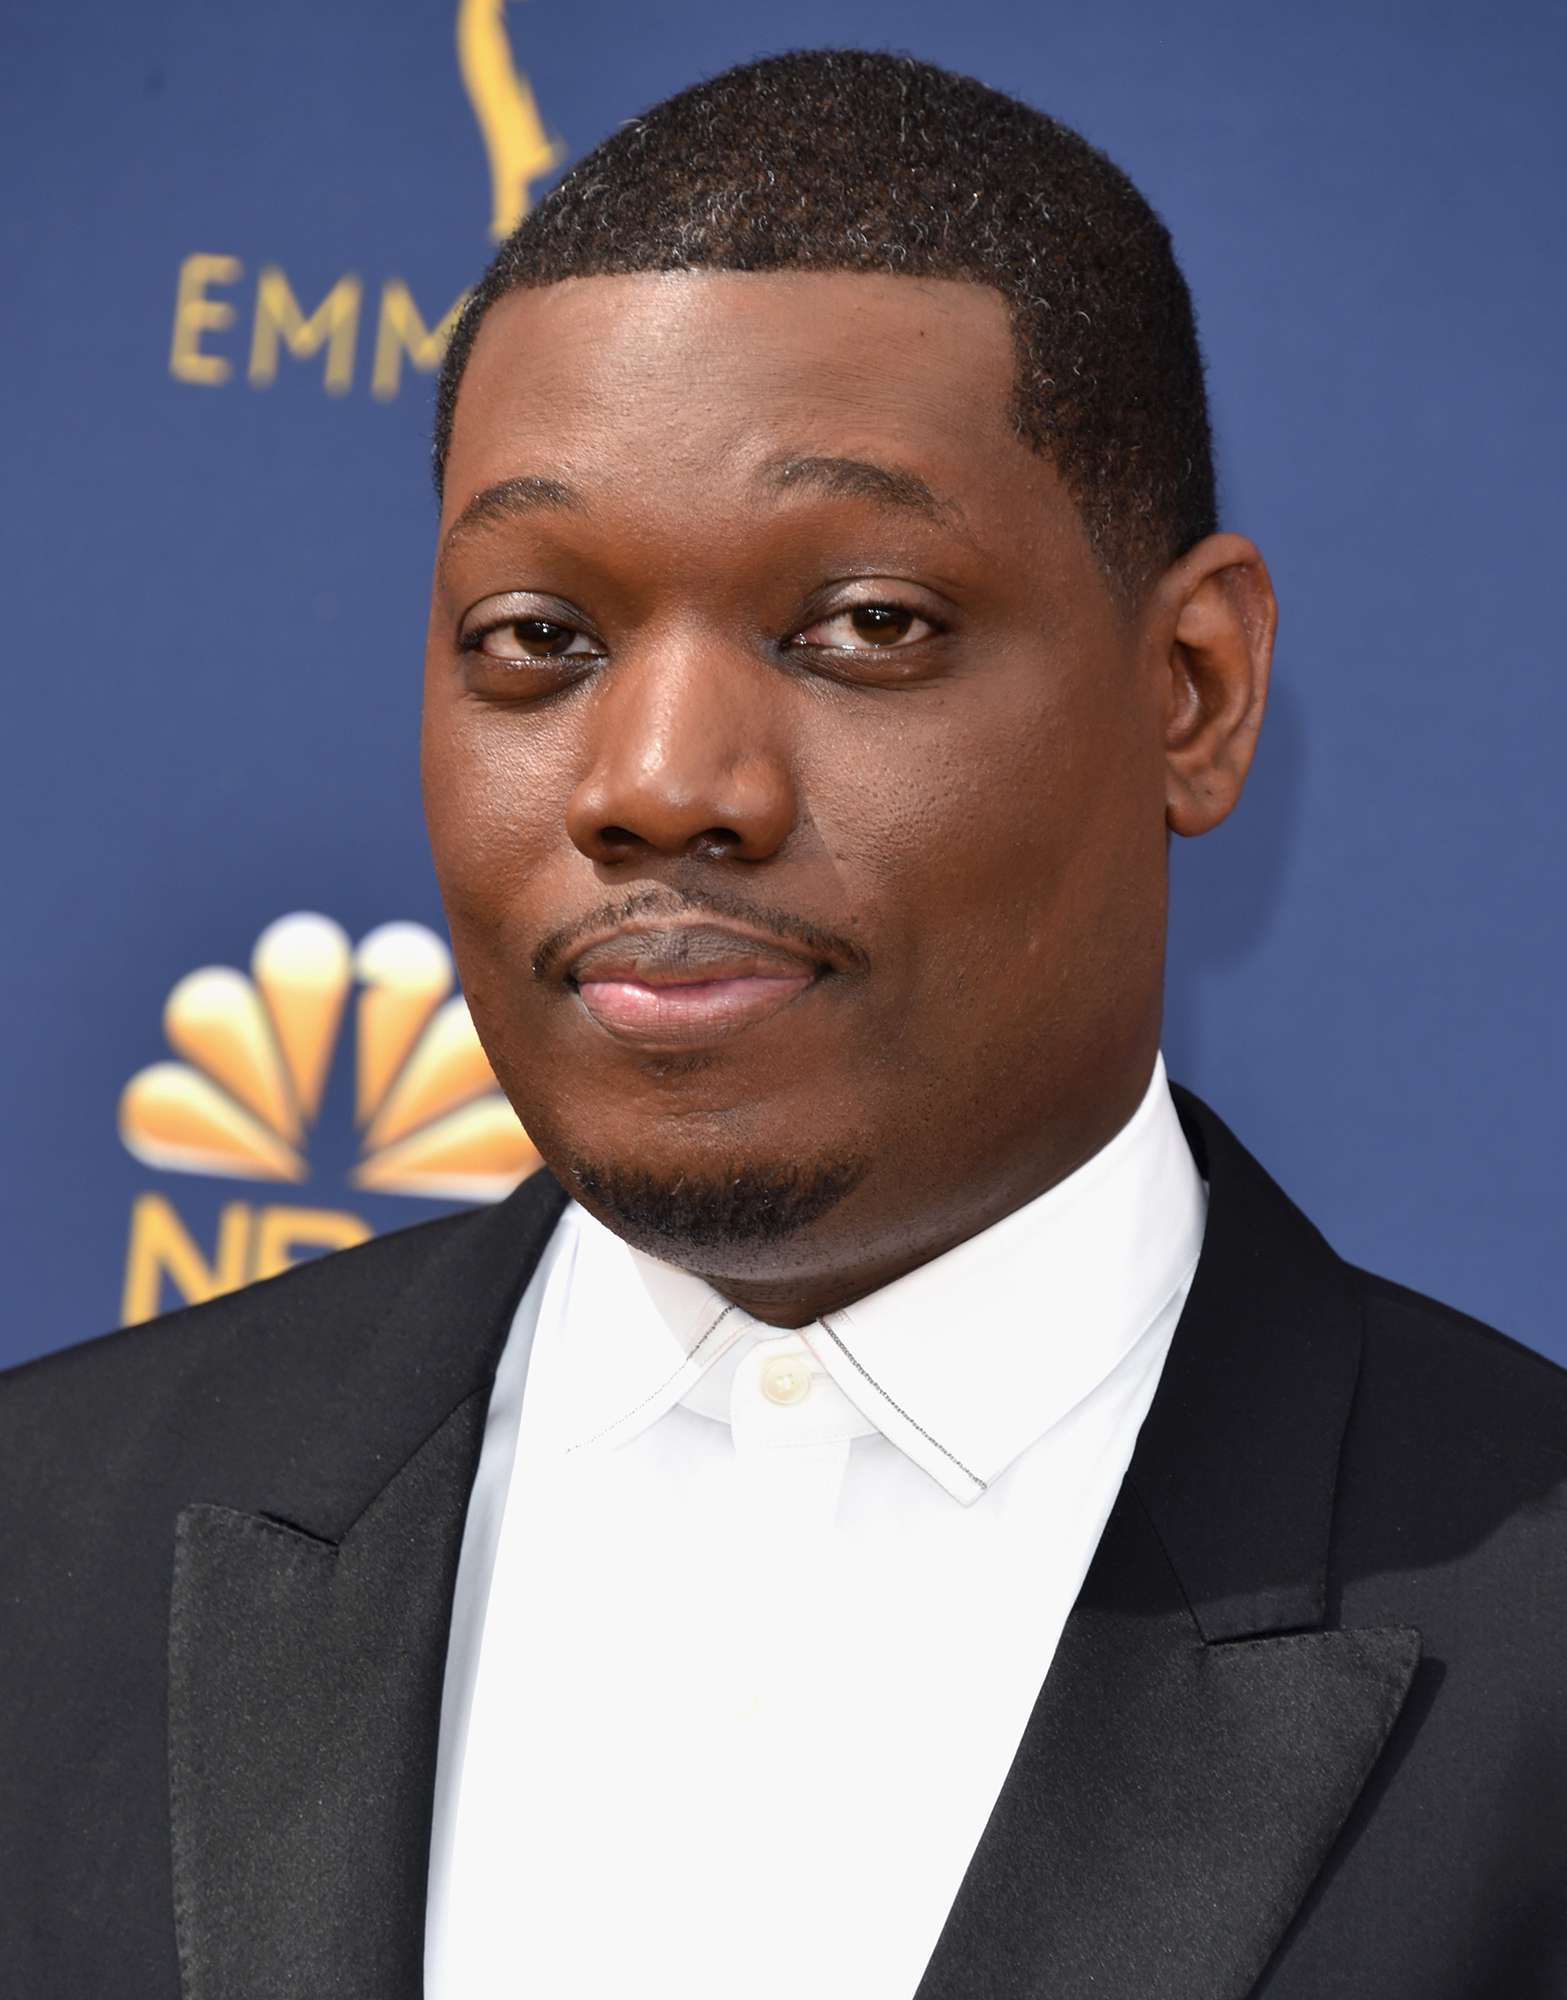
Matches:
[565,639,797,865]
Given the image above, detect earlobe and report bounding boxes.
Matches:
[1158,533,1277,838]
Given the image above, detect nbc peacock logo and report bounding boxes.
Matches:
[118,913,540,1324]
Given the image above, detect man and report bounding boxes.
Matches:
[3,47,1564,1999]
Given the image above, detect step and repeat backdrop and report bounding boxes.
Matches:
[2,1,1561,1369]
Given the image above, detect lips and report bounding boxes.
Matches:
[565,923,824,1048]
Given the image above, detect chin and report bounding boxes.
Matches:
[557,1148,869,1261]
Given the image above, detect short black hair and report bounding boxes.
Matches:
[433,48,1216,597]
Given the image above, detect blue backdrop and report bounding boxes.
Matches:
[3,0,1562,1370]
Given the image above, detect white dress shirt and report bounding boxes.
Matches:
[424,1055,1206,1999]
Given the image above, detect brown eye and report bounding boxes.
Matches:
[479,617,594,660]
[796,602,937,651]
[849,605,913,644]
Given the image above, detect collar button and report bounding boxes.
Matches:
[759,1354,812,1407]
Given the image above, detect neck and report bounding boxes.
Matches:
[701,1059,1160,1328]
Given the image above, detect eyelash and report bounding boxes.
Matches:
[458,600,946,667]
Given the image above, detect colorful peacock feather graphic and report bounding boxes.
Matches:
[118,913,540,1202]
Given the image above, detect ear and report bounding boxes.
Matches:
[1151,533,1277,838]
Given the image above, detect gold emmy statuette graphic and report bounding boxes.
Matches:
[458,0,566,240]
[120,911,540,1201]
[167,4,560,400]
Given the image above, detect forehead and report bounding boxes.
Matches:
[442,270,1057,526]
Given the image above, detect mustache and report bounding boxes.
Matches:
[530,885,872,983]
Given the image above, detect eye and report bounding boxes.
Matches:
[794,602,938,651]
[466,615,599,661]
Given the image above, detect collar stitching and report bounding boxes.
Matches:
[817,1315,988,1493]
[565,1301,741,1453]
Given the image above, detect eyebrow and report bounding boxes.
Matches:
[441,475,584,556]
[440,451,962,561]
[756,453,960,526]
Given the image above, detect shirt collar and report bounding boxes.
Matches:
[545,1055,1205,1505]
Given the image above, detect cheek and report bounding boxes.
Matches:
[807,682,1056,904]
[812,667,1158,1013]
[420,708,561,1080]
[421,696,571,925]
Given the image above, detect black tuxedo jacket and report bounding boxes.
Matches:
[4,1089,1566,1997]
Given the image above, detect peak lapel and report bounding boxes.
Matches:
[917,1493,1419,2000]
[921,1091,1423,1999]
[164,1170,568,2000]
[167,1391,487,2000]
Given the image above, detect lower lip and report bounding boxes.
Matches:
[575,973,816,1046]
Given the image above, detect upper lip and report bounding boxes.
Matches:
[563,919,828,988]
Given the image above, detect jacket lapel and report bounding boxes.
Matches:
[164,1094,1424,1998]
[917,1491,1419,1999]
[919,1090,1422,1999]
[165,1171,568,2000]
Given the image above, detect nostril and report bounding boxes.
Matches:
[688,827,743,860]
[599,826,640,849]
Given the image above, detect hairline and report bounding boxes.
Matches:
[432,265,1153,607]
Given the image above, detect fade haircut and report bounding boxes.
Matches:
[433,48,1217,598]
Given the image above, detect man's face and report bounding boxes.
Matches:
[424,271,1178,1308]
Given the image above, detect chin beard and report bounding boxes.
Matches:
[564,1153,868,1257]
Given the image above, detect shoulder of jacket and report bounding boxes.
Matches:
[1,1204,473,1402]
[1349,1263,1567,1473]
